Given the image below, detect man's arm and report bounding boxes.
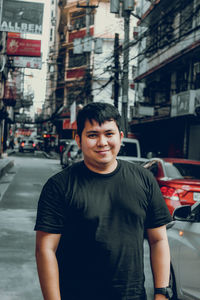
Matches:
[35,231,61,300]
[147,225,171,300]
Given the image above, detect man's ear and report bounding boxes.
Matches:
[75,134,81,148]
[120,131,124,141]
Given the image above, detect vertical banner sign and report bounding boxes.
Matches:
[0,0,44,34]
[70,101,76,125]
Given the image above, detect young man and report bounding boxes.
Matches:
[35,102,172,300]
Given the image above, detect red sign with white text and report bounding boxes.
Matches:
[7,32,21,38]
[6,37,41,57]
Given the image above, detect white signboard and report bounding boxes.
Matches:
[0,0,44,34]
[171,89,200,117]
[13,56,42,69]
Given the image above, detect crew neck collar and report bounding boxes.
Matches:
[81,160,121,178]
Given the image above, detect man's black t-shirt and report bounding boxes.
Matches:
[34,159,172,300]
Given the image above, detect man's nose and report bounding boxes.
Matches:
[97,135,107,146]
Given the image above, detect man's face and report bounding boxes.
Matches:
[75,119,123,173]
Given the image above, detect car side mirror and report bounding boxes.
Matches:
[173,205,194,221]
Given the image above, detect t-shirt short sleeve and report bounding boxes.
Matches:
[34,176,66,233]
[144,169,172,228]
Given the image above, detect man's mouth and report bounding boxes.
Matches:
[96,149,110,154]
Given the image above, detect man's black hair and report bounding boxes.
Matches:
[76,102,121,137]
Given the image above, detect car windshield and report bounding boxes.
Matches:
[164,162,200,180]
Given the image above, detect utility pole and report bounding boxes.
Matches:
[85,0,91,104]
[121,9,130,137]
[114,33,120,109]
[110,0,134,136]
[77,0,98,105]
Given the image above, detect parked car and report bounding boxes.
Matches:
[59,139,72,165]
[118,137,141,158]
[117,156,148,165]
[167,203,200,299]
[143,158,200,214]
[62,140,80,168]
[19,138,36,153]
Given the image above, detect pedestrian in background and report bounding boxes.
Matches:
[34,102,172,300]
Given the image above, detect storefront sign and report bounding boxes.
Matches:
[0,0,44,34]
[63,119,77,130]
[3,78,16,106]
[12,56,42,69]
[7,38,41,57]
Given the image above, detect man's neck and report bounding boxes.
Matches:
[84,159,118,174]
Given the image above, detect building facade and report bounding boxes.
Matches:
[131,0,200,159]
[54,0,137,139]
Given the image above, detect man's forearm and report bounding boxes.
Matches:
[36,249,61,300]
[149,239,170,299]
[150,238,170,287]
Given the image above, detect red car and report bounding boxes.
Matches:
[143,158,200,215]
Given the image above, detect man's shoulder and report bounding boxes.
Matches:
[118,159,146,173]
[47,161,84,186]
[119,159,155,181]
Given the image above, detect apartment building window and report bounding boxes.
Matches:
[146,27,158,57]
[158,16,174,49]
[67,86,84,106]
[180,2,193,36]
[176,68,189,93]
[50,28,53,41]
[146,13,174,57]
[68,49,87,68]
[70,9,94,30]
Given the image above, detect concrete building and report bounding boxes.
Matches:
[53,0,138,139]
[43,0,61,135]
[131,0,200,159]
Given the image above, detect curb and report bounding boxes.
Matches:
[0,159,14,178]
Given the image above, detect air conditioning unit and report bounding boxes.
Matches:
[67,24,74,32]
[75,23,81,30]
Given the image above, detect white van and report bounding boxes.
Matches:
[118,138,141,158]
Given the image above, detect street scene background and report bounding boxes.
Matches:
[0,152,154,300]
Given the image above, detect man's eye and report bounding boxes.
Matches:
[106,132,114,136]
[88,134,97,138]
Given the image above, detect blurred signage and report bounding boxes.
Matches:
[0,0,44,34]
[12,56,42,69]
[15,127,33,135]
[3,76,17,106]
[138,105,154,116]
[6,38,41,57]
[70,101,76,124]
[63,119,77,130]
[7,32,21,38]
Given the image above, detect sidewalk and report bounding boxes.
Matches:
[0,152,14,178]
[0,149,59,179]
